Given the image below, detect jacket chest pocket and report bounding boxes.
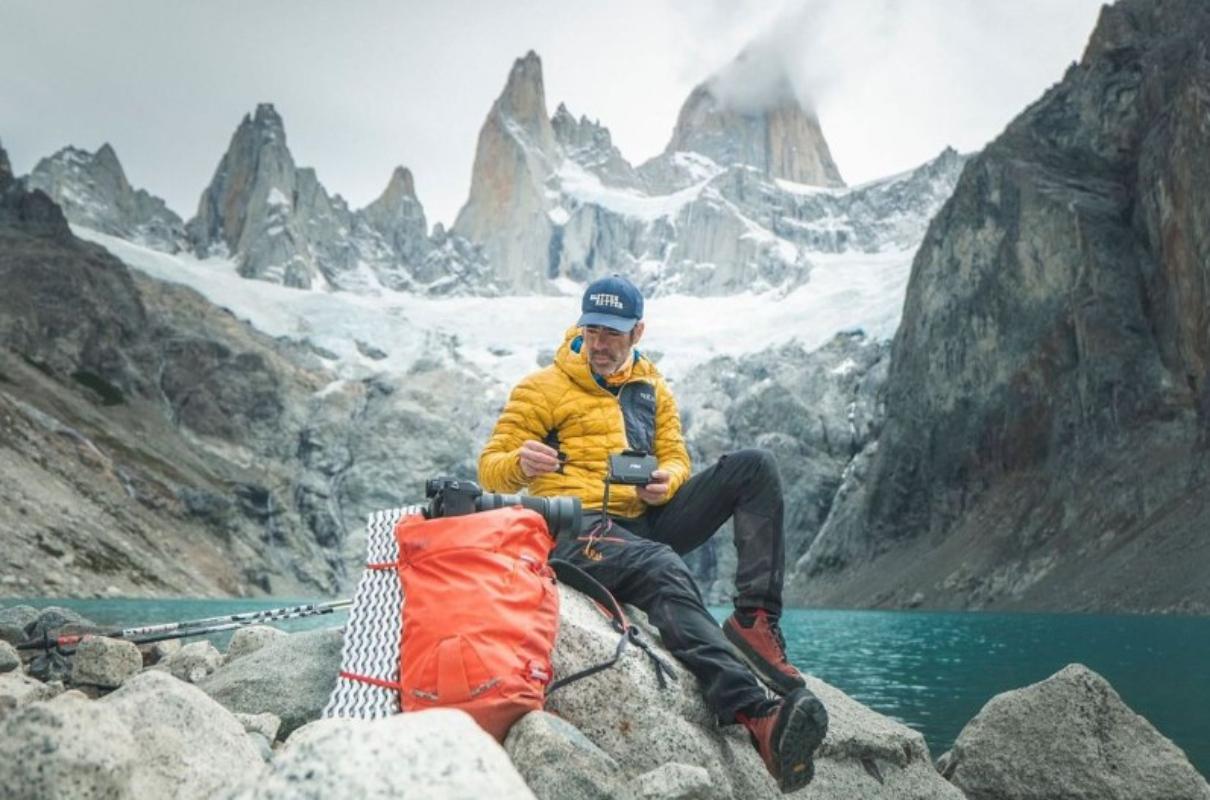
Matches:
[619,383,657,453]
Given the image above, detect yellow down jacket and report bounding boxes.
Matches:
[479,326,691,519]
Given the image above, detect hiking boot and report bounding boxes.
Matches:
[738,688,829,793]
[723,609,806,695]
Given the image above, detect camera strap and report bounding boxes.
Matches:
[546,558,677,695]
[579,474,614,555]
[601,475,613,526]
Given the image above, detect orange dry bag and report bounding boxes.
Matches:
[394,506,558,741]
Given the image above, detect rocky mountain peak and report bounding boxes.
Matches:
[24,143,184,250]
[187,103,486,294]
[551,105,608,148]
[452,50,560,289]
[361,165,428,259]
[188,102,305,278]
[379,166,417,203]
[551,102,641,188]
[1081,0,1207,65]
[94,142,122,172]
[665,51,845,188]
[0,141,71,237]
[552,101,574,126]
[706,49,800,115]
[219,103,291,186]
[496,50,553,143]
[250,102,287,141]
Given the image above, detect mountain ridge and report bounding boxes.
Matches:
[20,47,948,300]
[789,0,1210,614]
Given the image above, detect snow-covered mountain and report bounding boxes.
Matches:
[457,51,964,297]
[187,104,496,295]
[26,52,962,304]
[661,47,845,188]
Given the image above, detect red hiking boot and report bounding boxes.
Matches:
[738,688,829,793]
[723,609,806,696]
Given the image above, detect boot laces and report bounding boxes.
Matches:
[770,617,787,654]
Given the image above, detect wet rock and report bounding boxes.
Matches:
[71,635,142,689]
[0,640,20,672]
[199,626,342,737]
[224,624,286,664]
[157,640,223,683]
[229,710,536,799]
[505,710,630,800]
[938,664,1210,800]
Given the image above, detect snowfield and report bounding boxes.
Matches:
[74,226,914,390]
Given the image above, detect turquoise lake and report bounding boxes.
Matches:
[12,598,1209,779]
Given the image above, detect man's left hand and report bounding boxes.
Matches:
[636,469,671,504]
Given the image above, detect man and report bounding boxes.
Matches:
[479,275,828,793]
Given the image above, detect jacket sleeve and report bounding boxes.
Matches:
[651,378,691,504]
[478,376,554,493]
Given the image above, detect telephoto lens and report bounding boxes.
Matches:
[475,492,582,539]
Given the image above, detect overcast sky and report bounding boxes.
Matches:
[1,0,1105,228]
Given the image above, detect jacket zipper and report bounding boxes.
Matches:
[616,383,632,450]
[609,383,632,518]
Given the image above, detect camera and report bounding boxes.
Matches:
[608,450,658,486]
[424,477,581,538]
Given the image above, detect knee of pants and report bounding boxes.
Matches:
[644,550,704,604]
[726,448,780,480]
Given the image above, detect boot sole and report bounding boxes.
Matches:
[723,621,807,697]
[772,688,828,793]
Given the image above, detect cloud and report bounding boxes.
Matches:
[1,0,1105,223]
[670,0,1103,181]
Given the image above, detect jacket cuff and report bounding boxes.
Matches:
[507,448,529,489]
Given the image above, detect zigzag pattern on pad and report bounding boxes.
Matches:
[322,505,418,719]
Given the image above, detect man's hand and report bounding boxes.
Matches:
[636,469,671,504]
[518,440,561,478]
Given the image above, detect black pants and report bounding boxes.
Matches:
[552,448,786,722]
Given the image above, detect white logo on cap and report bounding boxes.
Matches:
[589,293,625,310]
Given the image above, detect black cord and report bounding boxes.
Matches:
[601,475,612,528]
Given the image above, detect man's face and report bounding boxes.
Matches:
[583,321,644,377]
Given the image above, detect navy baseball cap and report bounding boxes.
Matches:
[577,275,644,332]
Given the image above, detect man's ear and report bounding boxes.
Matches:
[630,321,645,346]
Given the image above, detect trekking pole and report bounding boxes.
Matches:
[16,599,352,653]
[51,601,353,655]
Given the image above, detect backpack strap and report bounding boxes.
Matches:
[546,558,677,695]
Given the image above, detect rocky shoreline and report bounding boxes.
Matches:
[1,596,1206,799]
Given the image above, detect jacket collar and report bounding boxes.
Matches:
[555,325,654,393]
